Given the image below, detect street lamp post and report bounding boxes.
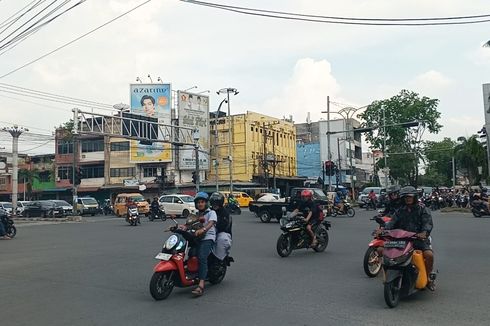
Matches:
[214,98,228,192]
[193,129,200,192]
[217,88,239,193]
[3,125,29,216]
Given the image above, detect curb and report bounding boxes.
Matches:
[12,216,83,222]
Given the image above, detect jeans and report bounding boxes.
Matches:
[198,240,214,280]
[0,218,6,237]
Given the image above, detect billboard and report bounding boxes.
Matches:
[129,84,172,163]
[178,91,210,170]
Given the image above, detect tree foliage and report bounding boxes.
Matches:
[359,90,442,186]
[18,169,40,200]
[421,138,456,186]
[454,136,487,184]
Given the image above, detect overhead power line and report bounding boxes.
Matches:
[180,0,490,26]
[0,0,153,79]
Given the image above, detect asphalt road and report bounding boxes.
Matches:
[1,209,489,326]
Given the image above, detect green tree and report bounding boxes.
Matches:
[18,169,40,200]
[454,136,487,184]
[359,90,442,186]
[58,119,74,140]
[422,138,456,186]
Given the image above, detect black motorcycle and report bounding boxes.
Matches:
[331,200,355,217]
[226,202,241,215]
[1,213,16,238]
[102,200,114,215]
[276,210,330,257]
[149,207,166,222]
[471,201,490,217]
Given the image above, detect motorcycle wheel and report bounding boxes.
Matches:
[149,271,174,300]
[236,207,242,215]
[208,261,227,284]
[259,211,271,223]
[347,208,355,218]
[363,247,381,277]
[160,214,167,222]
[7,225,16,238]
[313,227,329,252]
[276,234,292,257]
[331,210,338,217]
[384,278,401,308]
[149,214,154,222]
[473,210,482,218]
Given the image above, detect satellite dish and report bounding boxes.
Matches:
[139,184,147,191]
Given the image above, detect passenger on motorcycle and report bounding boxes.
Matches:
[381,185,402,217]
[293,189,319,248]
[209,192,232,261]
[368,190,377,208]
[192,192,218,297]
[383,186,436,291]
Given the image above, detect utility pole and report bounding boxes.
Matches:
[263,121,268,189]
[326,96,331,190]
[3,125,28,217]
[193,129,200,192]
[382,105,389,187]
[214,98,228,192]
[347,119,355,197]
[337,137,341,188]
[452,156,456,187]
[72,108,79,215]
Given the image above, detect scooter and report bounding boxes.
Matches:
[471,201,490,217]
[126,206,140,226]
[149,218,233,300]
[226,202,241,215]
[1,212,16,238]
[381,229,436,308]
[363,215,391,277]
[149,207,166,221]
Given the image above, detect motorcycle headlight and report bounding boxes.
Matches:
[165,235,178,250]
[280,218,288,227]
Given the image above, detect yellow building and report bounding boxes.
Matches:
[209,111,297,187]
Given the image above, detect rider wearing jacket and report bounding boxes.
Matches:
[192,192,217,297]
[381,185,402,217]
[384,186,436,290]
[150,197,160,214]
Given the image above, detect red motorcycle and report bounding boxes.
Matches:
[363,215,392,277]
[149,219,233,300]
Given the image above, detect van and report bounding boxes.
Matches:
[113,193,150,217]
[76,197,99,216]
[221,191,253,207]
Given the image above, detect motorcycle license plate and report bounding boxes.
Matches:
[155,253,172,261]
[384,240,406,249]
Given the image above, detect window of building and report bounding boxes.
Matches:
[38,171,51,182]
[110,141,129,151]
[57,141,73,154]
[58,166,72,180]
[250,127,254,132]
[0,177,6,185]
[81,139,104,153]
[110,167,135,178]
[81,165,104,179]
[143,167,158,177]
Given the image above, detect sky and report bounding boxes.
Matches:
[1,0,490,155]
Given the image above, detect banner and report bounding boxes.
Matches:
[129,84,172,163]
[178,91,210,170]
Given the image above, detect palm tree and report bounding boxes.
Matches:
[18,169,40,200]
[484,40,490,48]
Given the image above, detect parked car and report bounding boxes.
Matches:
[221,191,254,207]
[17,201,31,215]
[52,200,73,216]
[22,200,64,218]
[113,193,150,217]
[76,197,99,216]
[0,202,13,215]
[357,187,386,208]
[158,194,197,218]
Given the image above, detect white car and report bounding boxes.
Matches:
[159,194,197,218]
[0,202,13,215]
[17,201,31,215]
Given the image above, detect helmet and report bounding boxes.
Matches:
[301,189,313,200]
[387,185,401,195]
[194,192,209,209]
[209,192,225,208]
[399,186,418,198]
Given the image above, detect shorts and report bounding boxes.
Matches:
[414,238,432,251]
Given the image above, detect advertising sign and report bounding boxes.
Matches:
[129,84,172,163]
[178,91,210,170]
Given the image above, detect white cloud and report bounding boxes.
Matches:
[261,58,344,122]
[409,70,453,95]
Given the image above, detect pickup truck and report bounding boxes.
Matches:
[249,188,330,223]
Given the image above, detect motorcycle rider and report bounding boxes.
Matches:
[334,191,344,213]
[150,197,160,217]
[126,198,140,224]
[192,192,218,297]
[227,193,238,209]
[383,186,436,291]
[368,189,377,209]
[292,189,319,247]
[0,209,11,240]
[209,192,232,261]
[381,185,402,217]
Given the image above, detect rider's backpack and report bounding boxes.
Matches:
[317,204,325,221]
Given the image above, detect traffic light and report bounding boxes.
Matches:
[75,167,83,186]
[191,171,197,184]
[325,160,336,176]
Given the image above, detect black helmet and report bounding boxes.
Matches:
[387,185,401,195]
[209,192,225,208]
[399,186,418,198]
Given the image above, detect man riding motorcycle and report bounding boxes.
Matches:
[209,192,232,262]
[292,189,319,248]
[334,191,344,212]
[191,192,218,297]
[381,185,402,217]
[0,208,12,240]
[381,186,436,291]
[150,196,160,214]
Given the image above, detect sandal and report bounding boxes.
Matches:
[311,239,318,248]
[0,236,12,240]
[426,281,436,292]
[192,286,204,297]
